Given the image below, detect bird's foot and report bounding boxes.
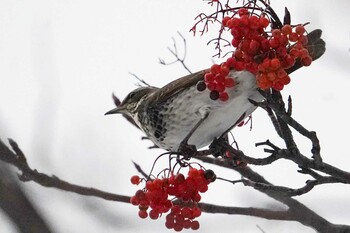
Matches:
[209,137,230,158]
[177,142,198,160]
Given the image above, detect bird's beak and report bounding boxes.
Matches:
[104,107,125,115]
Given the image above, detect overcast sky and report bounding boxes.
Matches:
[1,0,350,232]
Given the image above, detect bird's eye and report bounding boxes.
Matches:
[128,92,136,99]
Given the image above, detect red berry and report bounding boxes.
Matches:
[299,48,309,59]
[298,35,308,45]
[276,68,287,79]
[257,73,272,89]
[219,92,229,102]
[222,16,231,27]
[295,24,305,35]
[234,49,243,60]
[165,219,175,229]
[193,193,201,202]
[192,207,202,218]
[149,209,159,220]
[181,207,192,219]
[146,180,155,190]
[279,35,289,46]
[282,54,295,69]
[239,15,249,26]
[289,32,299,42]
[174,224,183,232]
[198,184,208,193]
[277,46,287,57]
[289,48,300,58]
[224,77,235,88]
[135,190,146,200]
[190,220,200,230]
[152,178,163,189]
[238,8,248,16]
[269,38,280,48]
[227,18,239,28]
[225,57,236,68]
[280,75,291,85]
[259,16,269,28]
[240,39,250,52]
[301,56,312,66]
[171,205,181,215]
[216,82,225,92]
[231,38,239,47]
[138,210,148,219]
[204,72,215,83]
[249,40,260,52]
[272,29,281,38]
[130,196,139,206]
[270,58,281,70]
[249,15,260,30]
[230,27,241,38]
[183,220,192,229]
[281,24,292,35]
[210,64,221,74]
[219,65,230,76]
[267,71,277,81]
[234,61,245,71]
[207,82,216,91]
[260,39,270,52]
[130,175,141,185]
[272,81,284,91]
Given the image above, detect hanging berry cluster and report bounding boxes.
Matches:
[194,0,314,100]
[130,167,216,231]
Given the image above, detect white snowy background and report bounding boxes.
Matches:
[0,0,350,232]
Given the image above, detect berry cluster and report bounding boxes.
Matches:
[255,25,311,90]
[201,7,313,94]
[130,168,216,231]
[165,205,201,231]
[196,63,235,102]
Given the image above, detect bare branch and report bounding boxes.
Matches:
[159,32,192,74]
[132,161,149,179]
[128,72,151,87]
[242,176,344,197]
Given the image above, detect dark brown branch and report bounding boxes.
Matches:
[3,137,338,228]
[262,91,323,166]
[194,156,350,233]
[199,203,290,220]
[242,176,344,197]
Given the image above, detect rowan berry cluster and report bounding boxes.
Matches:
[196,63,235,101]
[130,168,216,231]
[165,205,201,231]
[199,4,313,95]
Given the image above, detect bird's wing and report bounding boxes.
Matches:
[146,69,206,106]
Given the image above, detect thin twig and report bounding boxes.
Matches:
[159,32,192,74]
[129,72,151,87]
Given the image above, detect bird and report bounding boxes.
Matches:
[105,29,325,153]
